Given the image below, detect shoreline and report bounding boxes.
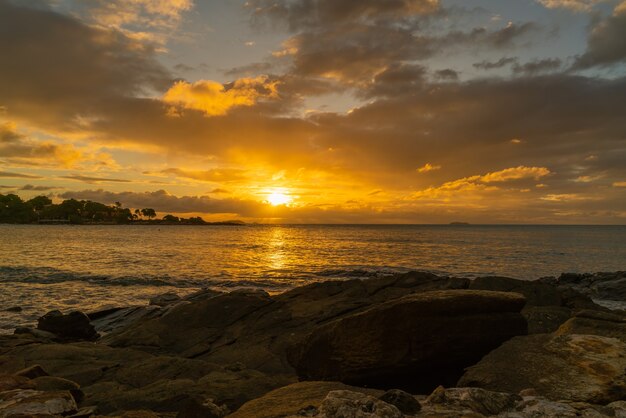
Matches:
[0,271,625,417]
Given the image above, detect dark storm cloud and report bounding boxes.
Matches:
[574,4,626,69]
[0,0,171,127]
[58,189,266,216]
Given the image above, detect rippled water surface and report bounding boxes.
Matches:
[1,224,625,331]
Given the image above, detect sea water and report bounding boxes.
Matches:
[1,224,624,332]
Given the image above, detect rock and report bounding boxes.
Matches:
[69,405,100,417]
[0,375,34,391]
[378,389,421,414]
[85,367,292,414]
[13,327,58,341]
[176,397,228,418]
[288,290,527,391]
[425,386,520,416]
[183,288,224,302]
[552,272,626,308]
[470,276,562,306]
[227,381,383,418]
[507,396,581,417]
[31,376,84,403]
[149,292,181,307]
[104,289,275,358]
[555,310,626,343]
[37,310,99,341]
[89,306,162,336]
[0,389,78,417]
[522,306,572,334]
[104,274,470,375]
[459,333,626,403]
[3,307,22,313]
[14,365,49,379]
[317,390,403,418]
[607,401,626,416]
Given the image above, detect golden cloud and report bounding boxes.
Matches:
[417,163,441,173]
[413,166,551,199]
[162,76,280,116]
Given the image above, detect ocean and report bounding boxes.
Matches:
[1,224,624,332]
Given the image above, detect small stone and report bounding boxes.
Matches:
[379,389,421,414]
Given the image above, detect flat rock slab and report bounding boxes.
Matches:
[288,290,527,391]
[459,333,626,404]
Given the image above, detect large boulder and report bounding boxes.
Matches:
[288,290,527,391]
[37,310,99,341]
[458,333,626,404]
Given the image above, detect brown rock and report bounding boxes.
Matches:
[318,390,403,418]
[14,365,49,379]
[459,333,626,404]
[227,381,383,418]
[149,292,181,307]
[424,386,520,416]
[0,375,34,391]
[555,310,626,343]
[288,290,527,391]
[0,389,78,417]
[37,310,99,341]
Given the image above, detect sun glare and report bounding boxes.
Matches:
[266,190,292,206]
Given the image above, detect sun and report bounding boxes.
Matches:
[266,190,293,206]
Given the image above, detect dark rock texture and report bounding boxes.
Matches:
[288,290,527,390]
[37,310,99,342]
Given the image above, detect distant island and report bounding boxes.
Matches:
[0,193,244,225]
[449,222,470,225]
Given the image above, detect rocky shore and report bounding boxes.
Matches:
[0,271,624,417]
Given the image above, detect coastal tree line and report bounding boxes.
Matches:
[0,193,215,225]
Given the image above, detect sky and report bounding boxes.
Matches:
[0,0,625,224]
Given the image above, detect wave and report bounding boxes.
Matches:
[0,266,296,290]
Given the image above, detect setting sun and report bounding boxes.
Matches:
[267,190,292,206]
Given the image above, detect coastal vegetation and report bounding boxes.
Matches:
[0,193,243,225]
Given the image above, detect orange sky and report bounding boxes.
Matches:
[0,0,625,223]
